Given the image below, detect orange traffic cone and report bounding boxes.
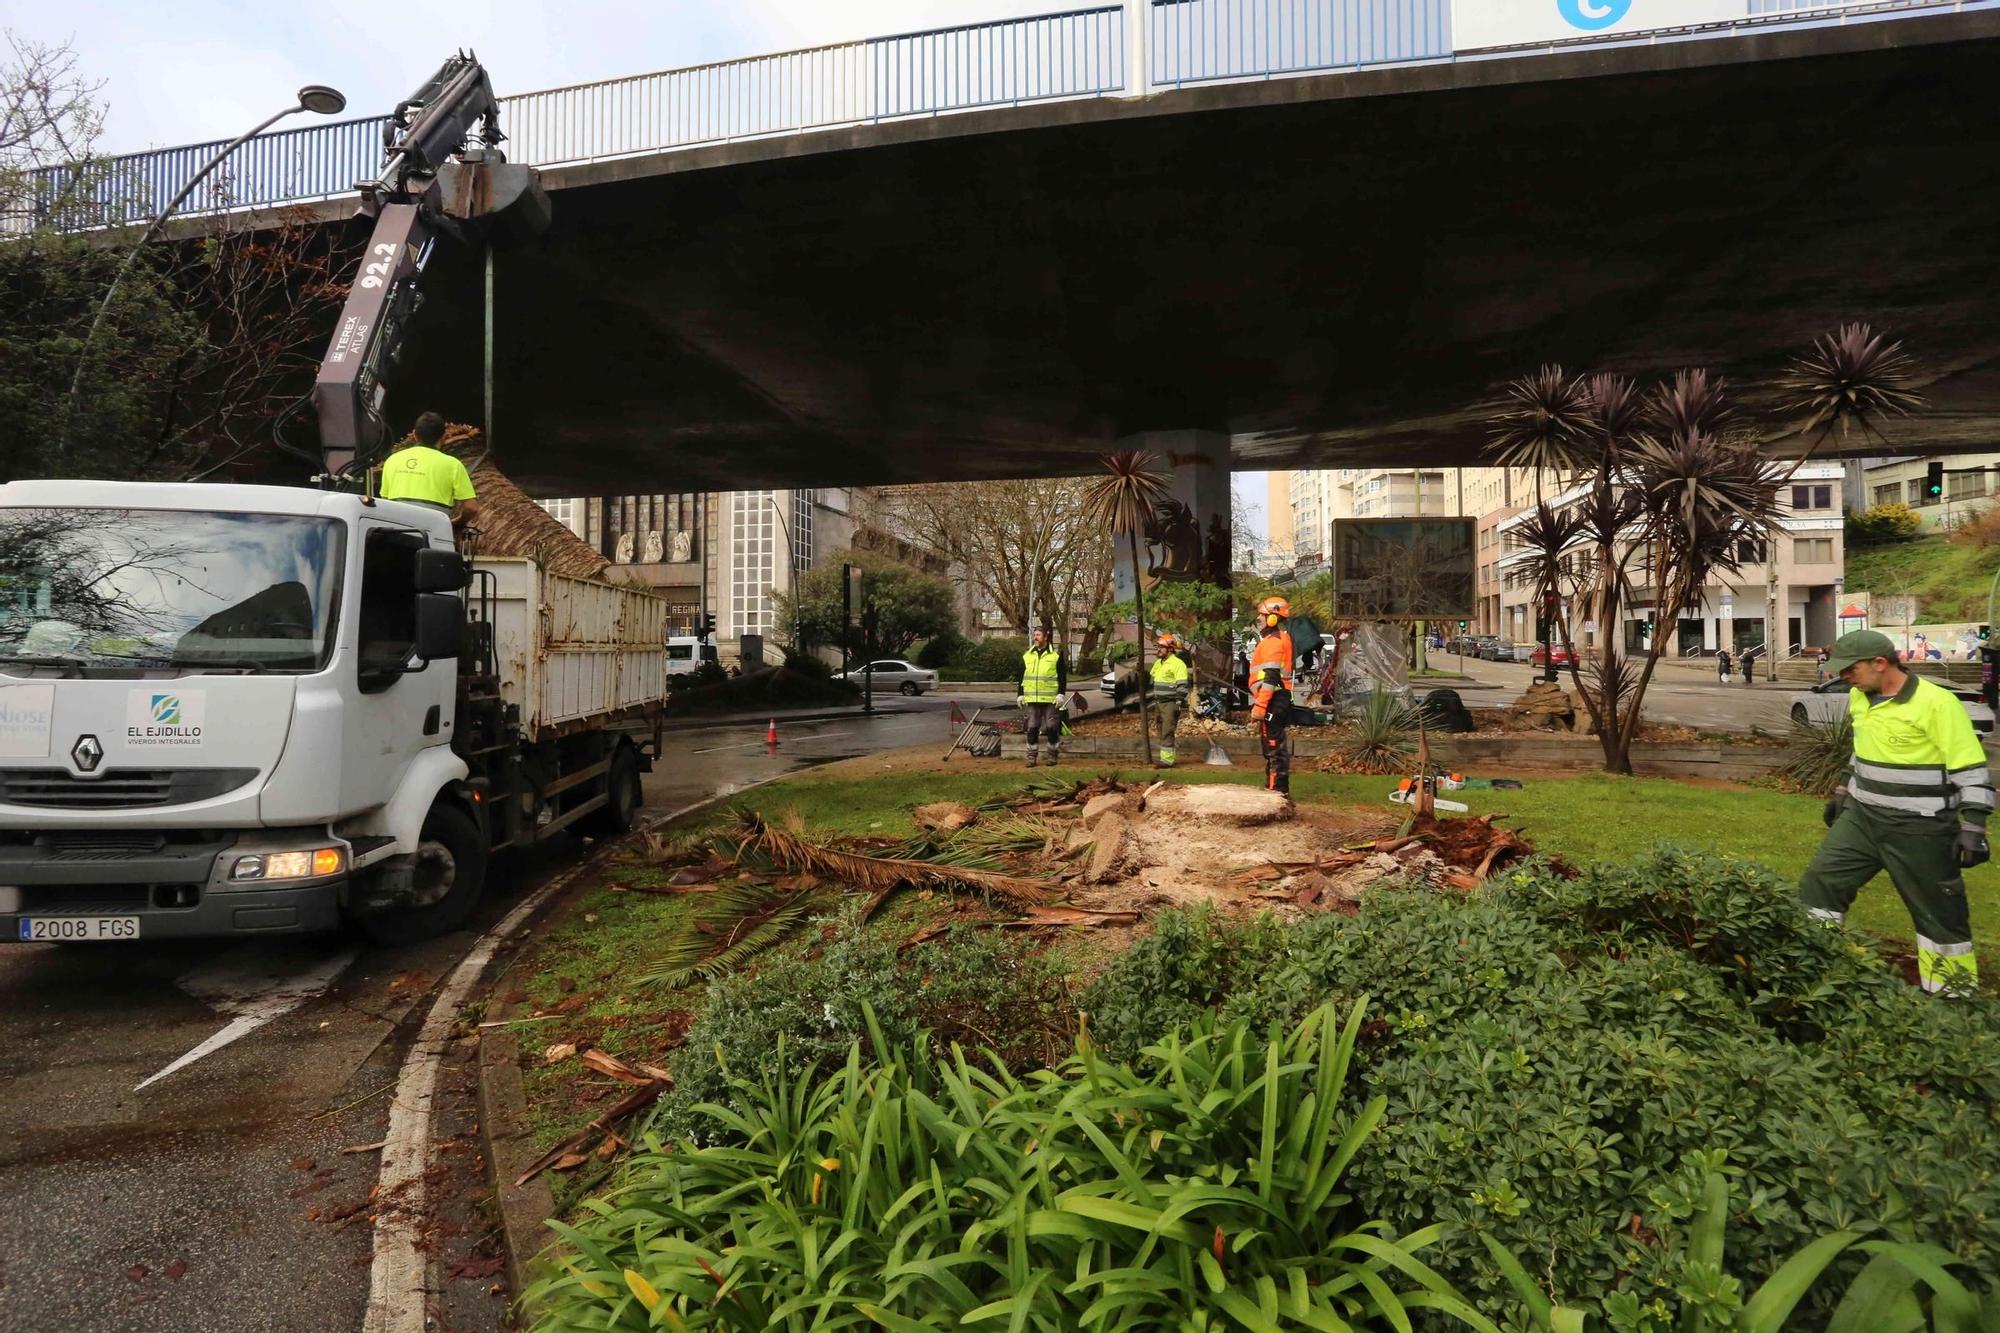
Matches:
[766,718,778,747]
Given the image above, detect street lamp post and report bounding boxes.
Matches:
[766,494,802,654]
[62,84,348,459]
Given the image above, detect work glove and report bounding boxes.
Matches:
[1016,695,1027,709]
[1822,790,1847,828]
[1957,826,1990,869]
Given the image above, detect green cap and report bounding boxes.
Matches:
[1825,629,1898,676]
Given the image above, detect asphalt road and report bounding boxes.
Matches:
[1421,653,1799,733]
[0,696,979,1333]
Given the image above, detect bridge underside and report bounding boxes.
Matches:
[386,12,2000,493]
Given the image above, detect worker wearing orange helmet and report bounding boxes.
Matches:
[1250,662,1293,796]
[1248,596,1294,693]
[1149,631,1193,767]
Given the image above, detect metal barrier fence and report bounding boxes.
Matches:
[25,0,1982,230]
[1149,0,1451,86]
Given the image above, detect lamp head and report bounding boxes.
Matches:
[297,85,347,116]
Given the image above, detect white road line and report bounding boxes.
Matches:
[135,944,359,1091]
[363,782,787,1333]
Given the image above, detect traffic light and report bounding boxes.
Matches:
[1981,624,1992,642]
[1925,461,1945,498]
[702,612,716,637]
[1458,620,1468,631]
[1642,618,1655,635]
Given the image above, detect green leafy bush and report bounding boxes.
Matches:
[1082,852,2000,1324]
[527,1000,1495,1331]
[939,634,1030,682]
[643,910,1074,1145]
[913,629,970,668]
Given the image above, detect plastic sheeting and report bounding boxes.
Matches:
[1332,622,1414,715]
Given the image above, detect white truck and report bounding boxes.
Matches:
[0,481,665,945]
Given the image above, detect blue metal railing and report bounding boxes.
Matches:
[25,0,1985,231]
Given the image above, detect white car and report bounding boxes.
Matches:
[1790,678,1996,736]
[844,659,938,696]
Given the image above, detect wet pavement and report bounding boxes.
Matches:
[0,694,987,1333]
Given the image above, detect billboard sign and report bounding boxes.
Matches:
[1454,0,1743,51]
[1331,518,1476,621]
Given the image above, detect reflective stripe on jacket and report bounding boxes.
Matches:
[1019,647,1064,704]
[1249,631,1293,690]
[1846,673,1994,826]
[1150,654,1191,701]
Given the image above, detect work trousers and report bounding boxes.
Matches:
[1154,698,1182,766]
[1023,703,1062,760]
[1800,801,1978,994]
[1260,729,1291,796]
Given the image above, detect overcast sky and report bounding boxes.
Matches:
[5,1,1069,153]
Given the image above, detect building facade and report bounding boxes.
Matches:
[1863,452,2000,532]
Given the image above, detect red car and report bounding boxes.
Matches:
[1528,645,1575,667]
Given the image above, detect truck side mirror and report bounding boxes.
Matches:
[414,548,467,593]
[413,592,462,662]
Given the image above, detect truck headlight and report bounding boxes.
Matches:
[232,848,345,881]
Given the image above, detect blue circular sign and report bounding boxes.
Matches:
[1559,0,1634,29]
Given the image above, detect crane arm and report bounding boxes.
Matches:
[313,52,549,479]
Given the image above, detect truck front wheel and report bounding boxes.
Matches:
[360,802,488,945]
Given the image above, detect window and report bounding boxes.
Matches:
[358,529,420,689]
[730,491,776,635]
[1949,472,1989,500]
[1737,539,1767,564]
[1871,482,1901,507]
[1908,479,1927,506]
[1790,484,1832,511]
[1793,537,1834,564]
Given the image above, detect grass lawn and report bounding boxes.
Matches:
[1845,533,2000,623]
[503,761,2000,1159]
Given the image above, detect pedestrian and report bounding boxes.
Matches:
[1717,647,1732,685]
[1015,625,1067,768]
[1816,647,1829,684]
[1148,631,1192,767]
[1250,663,1293,796]
[377,410,480,532]
[1739,645,1759,686]
[1800,630,1991,995]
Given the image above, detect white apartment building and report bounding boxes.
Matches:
[1494,463,1846,658]
[1863,452,2000,532]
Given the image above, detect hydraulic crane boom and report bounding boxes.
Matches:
[314,52,550,479]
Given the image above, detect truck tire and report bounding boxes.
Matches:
[583,745,642,838]
[361,802,488,946]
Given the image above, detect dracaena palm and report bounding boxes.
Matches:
[1082,450,1173,764]
[1581,372,1649,462]
[1487,365,1591,497]
[1780,321,1924,451]
[1649,368,1735,443]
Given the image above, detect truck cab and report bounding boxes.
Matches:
[0,479,654,946]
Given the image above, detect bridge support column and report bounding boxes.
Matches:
[1122,0,1150,99]
[1111,429,1233,683]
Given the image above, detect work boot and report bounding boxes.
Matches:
[1024,751,1038,768]
[1043,752,1059,767]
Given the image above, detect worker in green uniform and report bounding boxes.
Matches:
[1149,631,1192,767]
[1800,629,1991,995]
[379,411,479,532]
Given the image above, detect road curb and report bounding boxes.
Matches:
[473,781,788,1315]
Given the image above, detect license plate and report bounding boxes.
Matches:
[19,916,141,942]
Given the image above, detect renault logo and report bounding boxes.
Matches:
[71,734,104,773]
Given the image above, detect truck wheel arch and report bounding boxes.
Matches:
[345,746,473,854]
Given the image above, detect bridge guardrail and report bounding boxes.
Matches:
[22,0,1985,232]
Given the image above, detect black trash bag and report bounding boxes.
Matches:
[1414,687,1476,733]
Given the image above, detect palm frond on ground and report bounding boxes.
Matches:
[636,880,828,989]
[737,809,1054,915]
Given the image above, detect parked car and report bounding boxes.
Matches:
[843,659,938,696]
[1790,678,1996,736]
[1477,637,1511,661]
[1509,642,1537,663]
[1100,668,1118,696]
[1528,644,1575,668]
[665,635,720,676]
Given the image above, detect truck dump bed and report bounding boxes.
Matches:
[471,558,668,739]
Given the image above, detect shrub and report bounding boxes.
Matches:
[643,910,1074,1144]
[1082,853,2000,1322]
[526,1000,1494,1331]
[943,634,1030,682]
[1951,505,2000,550]
[1780,712,1852,797]
[913,629,969,668]
[1846,501,1923,545]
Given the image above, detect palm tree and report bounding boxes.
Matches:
[1083,450,1173,766]
[1779,322,1924,458]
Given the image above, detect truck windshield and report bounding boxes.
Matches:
[0,507,344,674]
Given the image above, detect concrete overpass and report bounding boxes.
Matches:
[86,3,2000,492]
